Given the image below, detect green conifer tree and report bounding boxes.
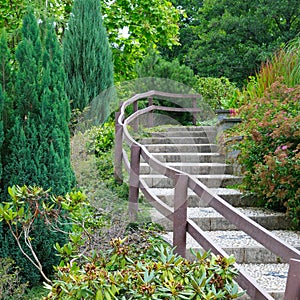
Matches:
[0,31,12,95]
[15,9,42,121]
[38,21,75,195]
[0,12,74,284]
[4,11,75,195]
[0,86,4,180]
[3,116,38,188]
[0,32,11,181]
[63,0,114,119]
[3,9,41,190]
[0,31,14,162]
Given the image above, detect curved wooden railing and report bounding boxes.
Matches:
[114,91,300,300]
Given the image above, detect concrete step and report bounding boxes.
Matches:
[150,207,292,231]
[238,263,288,300]
[151,152,225,163]
[142,186,254,207]
[141,125,295,298]
[166,126,217,132]
[165,231,289,299]
[163,231,300,264]
[140,136,212,144]
[141,174,242,188]
[151,131,216,139]
[143,143,219,153]
[140,162,233,175]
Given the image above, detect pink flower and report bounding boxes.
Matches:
[281,145,288,150]
[275,146,281,154]
[229,108,237,117]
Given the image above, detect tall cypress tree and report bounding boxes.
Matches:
[1,11,75,284]
[4,11,75,195]
[0,86,4,180]
[38,21,75,195]
[3,9,41,190]
[0,31,14,170]
[15,9,42,121]
[0,32,10,181]
[63,0,114,119]
[0,31,12,95]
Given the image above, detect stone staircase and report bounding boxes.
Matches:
[138,125,300,299]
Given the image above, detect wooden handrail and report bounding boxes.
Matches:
[114,91,300,300]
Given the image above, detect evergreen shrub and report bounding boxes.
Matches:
[194,77,240,110]
[136,52,201,125]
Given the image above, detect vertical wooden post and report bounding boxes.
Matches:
[128,143,141,221]
[192,98,197,125]
[132,101,138,132]
[284,259,300,300]
[114,112,123,183]
[173,174,188,258]
[148,97,153,128]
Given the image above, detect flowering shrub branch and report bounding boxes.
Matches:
[225,81,300,227]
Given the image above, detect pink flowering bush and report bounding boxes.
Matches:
[226,81,300,227]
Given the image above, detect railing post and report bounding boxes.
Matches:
[192,98,197,125]
[114,112,123,184]
[148,97,154,128]
[173,174,188,258]
[132,101,138,132]
[284,259,300,300]
[128,143,141,221]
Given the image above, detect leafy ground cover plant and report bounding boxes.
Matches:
[85,120,115,156]
[44,225,243,300]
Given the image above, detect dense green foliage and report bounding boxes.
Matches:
[63,0,114,114]
[136,51,196,88]
[166,0,300,87]
[243,38,300,101]
[194,77,239,110]
[102,0,180,81]
[45,227,242,299]
[0,86,4,179]
[3,1,300,86]
[86,121,115,156]
[83,121,129,198]
[136,52,239,116]
[225,41,300,227]
[1,0,180,82]
[0,0,72,49]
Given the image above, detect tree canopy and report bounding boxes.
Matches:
[101,0,180,81]
[165,0,300,86]
[1,0,181,82]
